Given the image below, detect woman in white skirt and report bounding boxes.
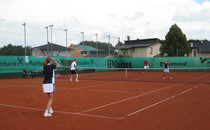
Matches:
[42,57,60,117]
[162,60,172,79]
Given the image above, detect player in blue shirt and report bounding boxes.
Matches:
[42,57,60,117]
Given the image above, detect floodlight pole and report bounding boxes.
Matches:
[22,22,27,68]
[64,29,68,58]
[81,31,84,45]
[49,25,53,57]
[108,35,110,56]
[45,26,49,56]
[95,34,98,57]
[22,23,26,57]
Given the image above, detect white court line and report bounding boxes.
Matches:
[80,84,179,113]
[0,103,122,120]
[0,85,36,89]
[122,84,202,118]
[75,88,141,94]
[77,81,125,89]
[0,86,18,88]
[0,84,203,120]
[61,87,141,94]
[0,81,140,94]
[80,73,207,114]
[0,74,207,120]
[187,73,210,82]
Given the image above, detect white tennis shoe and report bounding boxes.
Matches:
[76,79,79,82]
[49,108,53,114]
[70,78,72,82]
[44,110,52,117]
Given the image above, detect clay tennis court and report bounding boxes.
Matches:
[0,71,210,130]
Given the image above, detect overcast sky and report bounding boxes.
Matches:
[0,0,210,48]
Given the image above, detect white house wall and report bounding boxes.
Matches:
[32,48,46,57]
[32,48,71,57]
[118,43,161,57]
[146,43,161,57]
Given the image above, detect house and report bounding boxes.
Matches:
[116,38,162,57]
[32,43,71,57]
[70,44,99,57]
[189,42,210,57]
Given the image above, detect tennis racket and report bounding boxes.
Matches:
[162,53,168,62]
[76,67,83,73]
[56,68,61,78]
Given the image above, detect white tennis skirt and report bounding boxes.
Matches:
[43,83,55,93]
[144,66,149,69]
[164,68,169,72]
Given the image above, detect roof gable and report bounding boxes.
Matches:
[117,38,161,49]
[190,42,210,53]
[124,38,161,45]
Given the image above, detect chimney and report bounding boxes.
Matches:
[191,42,193,47]
[127,36,130,41]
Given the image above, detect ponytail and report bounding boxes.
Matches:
[42,57,52,67]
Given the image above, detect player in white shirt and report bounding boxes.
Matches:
[70,59,79,82]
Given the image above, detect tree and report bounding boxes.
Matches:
[115,40,123,48]
[160,24,190,56]
[188,39,209,44]
[0,44,32,56]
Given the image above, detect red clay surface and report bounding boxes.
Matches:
[0,71,210,130]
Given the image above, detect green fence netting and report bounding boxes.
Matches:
[0,56,210,74]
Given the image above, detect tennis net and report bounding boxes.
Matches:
[57,67,210,84]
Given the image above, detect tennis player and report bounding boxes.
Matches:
[162,60,172,79]
[70,59,79,82]
[143,59,149,73]
[42,57,60,117]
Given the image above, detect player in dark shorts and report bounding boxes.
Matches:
[70,59,79,82]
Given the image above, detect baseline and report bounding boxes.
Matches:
[0,103,122,120]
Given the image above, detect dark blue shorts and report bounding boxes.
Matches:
[71,70,77,74]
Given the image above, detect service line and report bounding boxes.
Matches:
[121,84,202,119]
[80,84,179,113]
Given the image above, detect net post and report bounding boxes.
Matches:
[125,68,128,80]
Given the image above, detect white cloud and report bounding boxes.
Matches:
[0,0,210,47]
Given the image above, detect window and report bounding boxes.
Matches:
[150,47,153,54]
[132,48,135,52]
[193,49,197,57]
[81,51,87,54]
